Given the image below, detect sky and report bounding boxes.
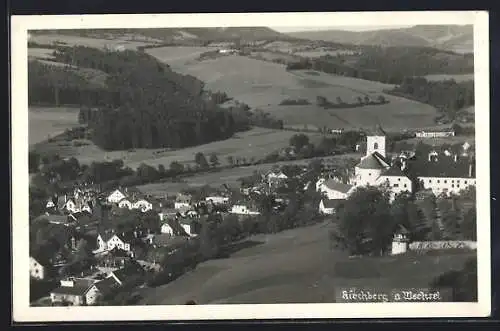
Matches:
[271,25,414,33]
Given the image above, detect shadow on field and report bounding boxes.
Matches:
[216,240,265,259]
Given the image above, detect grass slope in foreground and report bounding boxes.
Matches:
[139,221,474,305]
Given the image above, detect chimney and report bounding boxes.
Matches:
[469,162,473,178]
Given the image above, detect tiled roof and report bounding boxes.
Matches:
[322,179,353,194]
[356,153,389,170]
[51,285,91,296]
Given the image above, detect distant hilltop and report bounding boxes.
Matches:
[286,25,473,54]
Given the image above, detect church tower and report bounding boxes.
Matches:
[366,125,386,158]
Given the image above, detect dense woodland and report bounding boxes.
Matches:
[287,46,474,85]
[386,77,474,120]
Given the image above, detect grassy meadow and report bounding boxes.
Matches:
[29,107,81,146]
[138,221,474,305]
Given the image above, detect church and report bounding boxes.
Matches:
[317,125,476,214]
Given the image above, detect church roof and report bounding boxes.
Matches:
[356,152,390,170]
[381,167,408,177]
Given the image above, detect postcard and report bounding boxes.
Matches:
[11,11,490,321]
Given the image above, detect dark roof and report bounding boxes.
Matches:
[51,279,95,296]
[396,224,410,234]
[411,158,475,178]
[381,167,408,177]
[33,214,71,224]
[323,179,353,194]
[99,232,115,242]
[107,247,131,258]
[93,276,120,293]
[356,153,389,170]
[69,211,93,222]
[176,193,192,203]
[111,263,144,282]
[322,199,344,209]
[152,233,174,246]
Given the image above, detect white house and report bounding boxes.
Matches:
[106,234,131,252]
[30,256,47,280]
[316,178,355,200]
[132,199,153,212]
[230,204,260,215]
[266,170,289,186]
[95,233,134,254]
[376,167,413,199]
[46,198,56,209]
[175,194,192,210]
[107,189,127,204]
[205,196,230,205]
[118,198,133,209]
[50,278,100,306]
[415,129,455,138]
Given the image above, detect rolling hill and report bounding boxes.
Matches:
[29,27,294,43]
[288,25,473,54]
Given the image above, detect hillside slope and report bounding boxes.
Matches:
[288,25,473,53]
[30,27,294,43]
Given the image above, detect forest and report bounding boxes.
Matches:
[286,46,474,85]
[29,46,254,150]
[386,77,474,120]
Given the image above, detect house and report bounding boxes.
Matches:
[50,278,99,306]
[391,225,410,255]
[414,157,476,196]
[68,211,94,228]
[318,199,344,215]
[230,204,260,215]
[29,255,50,280]
[205,196,230,205]
[132,199,153,212]
[118,198,133,209]
[97,248,133,271]
[92,276,121,299]
[179,218,202,237]
[160,223,175,235]
[266,170,289,187]
[107,189,127,204]
[376,166,413,200]
[316,178,355,200]
[415,128,455,138]
[174,193,192,210]
[45,197,56,210]
[108,263,144,287]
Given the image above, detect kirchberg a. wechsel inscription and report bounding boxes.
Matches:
[337,287,451,303]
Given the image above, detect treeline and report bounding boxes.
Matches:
[386,77,474,121]
[286,46,474,85]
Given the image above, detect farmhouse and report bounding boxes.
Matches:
[29,255,51,280]
[415,128,455,138]
[230,203,260,215]
[205,196,230,205]
[108,263,144,287]
[50,278,99,306]
[265,170,289,187]
[316,178,355,200]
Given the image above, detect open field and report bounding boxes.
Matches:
[294,49,359,58]
[138,221,474,304]
[146,53,439,130]
[29,107,81,145]
[28,47,56,60]
[145,46,214,67]
[32,127,323,169]
[402,135,475,146]
[137,153,361,195]
[29,34,156,50]
[424,73,474,82]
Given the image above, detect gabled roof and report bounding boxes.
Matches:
[111,263,144,282]
[356,152,390,170]
[322,179,353,194]
[411,158,475,178]
[93,276,120,294]
[175,193,192,203]
[51,278,96,296]
[99,231,115,242]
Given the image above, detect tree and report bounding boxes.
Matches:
[461,206,476,240]
[437,198,461,240]
[169,161,184,174]
[429,256,477,302]
[198,221,220,260]
[157,164,166,176]
[289,134,310,151]
[194,152,209,170]
[336,96,343,104]
[332,186,394,256]
[364,96,370,104]
[377,95,386,104]
[209,153,219,168]
[226,155,234,167]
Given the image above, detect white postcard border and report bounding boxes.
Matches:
[11,11,491,321]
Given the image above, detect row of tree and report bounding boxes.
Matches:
[386,77,474,120]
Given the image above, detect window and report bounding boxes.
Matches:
[393,184,399,188]
[374,142,379,150]
[428,179,432,183]
[457,180,460,184]
[437,180,440,183]
[464,180,468,184]
[404,184,407,188]
[444,180,447,184]
[398,178,401,181]
[452,180,454,183]
[452,184,454,188]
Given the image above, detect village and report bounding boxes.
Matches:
[29,125,477,306]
